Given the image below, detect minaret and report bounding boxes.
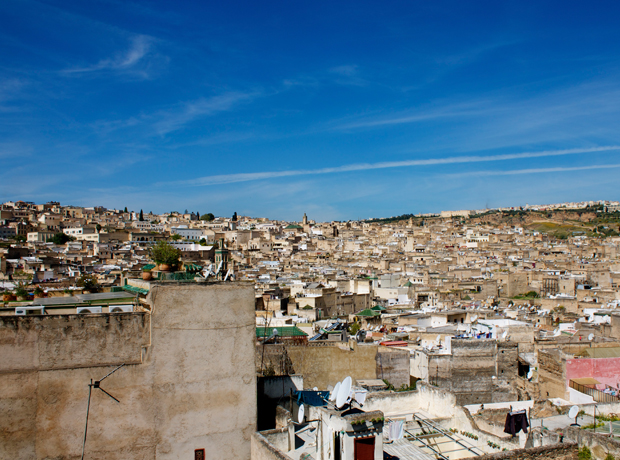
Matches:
[302,213,308,225]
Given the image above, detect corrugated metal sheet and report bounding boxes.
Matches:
[579,347,620,358]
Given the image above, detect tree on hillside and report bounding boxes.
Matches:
[200,213,215,221]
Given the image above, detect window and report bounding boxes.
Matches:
[195,449,205,460]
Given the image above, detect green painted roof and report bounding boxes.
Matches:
[256,326,307,338]
[121,285,149,295]
[356,308,381,317]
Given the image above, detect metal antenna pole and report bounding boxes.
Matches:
[81,380,93,460]
[80,364,125,459]
[97,363,125,383]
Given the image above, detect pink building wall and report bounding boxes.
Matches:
[566,357,620,390]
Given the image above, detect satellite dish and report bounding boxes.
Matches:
[588,333,594,341]
[527,369,533,379]
[330,382,341,402]
[313,387,318,391]
[298,404,305,423]
[568,405,579,419]
[273,328,278,337]
[436,335,441,343]
[501,331,508,340]
[336,377,352,408]
[326,385,333,392]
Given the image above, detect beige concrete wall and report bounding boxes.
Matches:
[0,282,256,460]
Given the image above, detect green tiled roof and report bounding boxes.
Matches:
[256,326,307,338]
[142,264,156,271]
[184,263,202,272]
[371,305,386,311]
[356,308,381,317]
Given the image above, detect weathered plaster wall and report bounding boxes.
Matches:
[0,313,149,372]
[376,346,410,388]
[251,429,292,460]
[284,342,380,389]
[565,357,620,389]
[0,282,257,460]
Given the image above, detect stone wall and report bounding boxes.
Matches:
[259,342,388,390]
[538,349,567,399]
[446,339,498,405]
[476,443,577,460]
[376,346,410,388]
[0,281,257,460]
[497,341,519,378]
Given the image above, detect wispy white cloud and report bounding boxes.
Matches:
[445,163,620,178]
[151,92,258,135]
[333,100,491,130]
[92,91,260,136]
[63,35,156,75]
[163,146,620,187]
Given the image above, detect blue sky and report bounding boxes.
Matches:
[1,1,620,221]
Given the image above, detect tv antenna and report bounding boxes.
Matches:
[81,364,125,460]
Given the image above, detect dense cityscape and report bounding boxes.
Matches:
[2,198,620,459]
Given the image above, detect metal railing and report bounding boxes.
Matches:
[569,380,620,403]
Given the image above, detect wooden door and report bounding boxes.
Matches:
[354,436,375,460]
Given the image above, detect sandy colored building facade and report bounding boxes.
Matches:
[0,281,256,460]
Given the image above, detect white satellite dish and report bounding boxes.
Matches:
[298,404,305,423]
[326,385,333,392]
[330,382,341,402]
[336,376,352,409]
[588,333,594,341]
[436,335,441,343]
[501,331,508,340]
[568,405,579,420]
[273,328,278,337]
[313,387,318,391]
[527,369,533,379]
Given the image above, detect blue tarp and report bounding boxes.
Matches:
[294,390,330,407]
